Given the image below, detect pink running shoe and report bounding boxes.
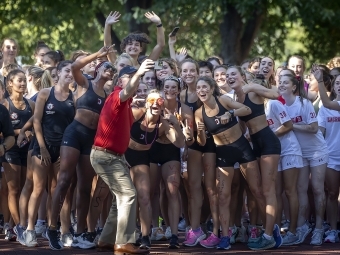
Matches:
[200,233,220,248]
[183,229,206,246]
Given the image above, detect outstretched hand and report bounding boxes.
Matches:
[106,11,121,25]
[145,11,161,25]
[176,47,187,63]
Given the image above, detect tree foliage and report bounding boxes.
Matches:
[1,0,340,66]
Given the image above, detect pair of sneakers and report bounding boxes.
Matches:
[183,227,231,250]
[247,224,282,250]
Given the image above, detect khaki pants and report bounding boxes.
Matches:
[90,149,136,245]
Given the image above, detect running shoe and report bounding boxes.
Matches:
[273,224,283,248]
[24,230,38,247]
[182,228,206,246]
[150,227,166,241]
[310,228,323,245]
[296,223,312,244]
[324,230,339,243]
[47,228,63,250]
[217,236,231,250]
[199,233,220,248]
[248,234,275,250]
[282,231,299,246]
[168,234,180,249]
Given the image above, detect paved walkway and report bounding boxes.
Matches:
[1,233,340,255]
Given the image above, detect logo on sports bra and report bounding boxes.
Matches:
[47,103,54,110]
[140,134,145,140]
[215,118,220,125]
[98,98,102,105]
[10,112,18,119]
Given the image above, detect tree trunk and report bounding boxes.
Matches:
[220,2,265,65]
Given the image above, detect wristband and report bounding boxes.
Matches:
[156,23,163,27]
[228,110,235,118]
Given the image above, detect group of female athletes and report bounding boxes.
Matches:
[0,10,340,252]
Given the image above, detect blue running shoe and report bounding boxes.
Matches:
[273,224,283,248]
[216,236,231,250]
[248,235,275,250]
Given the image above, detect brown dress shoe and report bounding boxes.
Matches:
[114,243,149,254]
[96,241,115,252]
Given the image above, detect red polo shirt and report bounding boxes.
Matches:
[93,86,134,154]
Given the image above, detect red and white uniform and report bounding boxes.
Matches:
[284,97,328,166]
[265,100,302,171]
[317,101,340,170]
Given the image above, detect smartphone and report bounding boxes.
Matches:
[154,60,164,70]
[170,27,180,37]
[19,139,28,148]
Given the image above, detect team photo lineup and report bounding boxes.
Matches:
[1,7,340,255]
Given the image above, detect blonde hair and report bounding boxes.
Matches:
[114,53,133,67]
[27,66,53,90]
[2,63,21,77]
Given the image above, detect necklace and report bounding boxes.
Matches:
[143,114,160,145]
[10,97,26,109]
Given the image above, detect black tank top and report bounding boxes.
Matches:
[238,94,265,122]
[7,97,33,131]
[76,81,106,114]
[185,89,198,113]
[130,113,160,145]
[202,97,238,135]
[42,87,75,146]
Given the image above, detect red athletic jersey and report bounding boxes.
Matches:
[93,86,133,154]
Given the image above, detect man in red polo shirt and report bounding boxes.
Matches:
[90,60,154,254]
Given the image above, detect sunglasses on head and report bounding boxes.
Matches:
[147,97,164,106]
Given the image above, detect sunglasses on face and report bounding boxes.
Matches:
[147,97,165,106]
[103,62,117,73]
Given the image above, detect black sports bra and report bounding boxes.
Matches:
[202,97,238,135]
[76,80,106,114]
[238,94,265,122]
[130,113,160,145]
[185,89,198,113]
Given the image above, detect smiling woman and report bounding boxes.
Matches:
[47,47,115,250]
[1,38,19,75]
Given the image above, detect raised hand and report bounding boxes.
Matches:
[144,11,161,25]
[176,47,187,63]
[137,59,155,76]
[180,119,192,139]
[312,67,323,82]
[163,108,179,125]
[105,11,121,25]
[97,45,116,58]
